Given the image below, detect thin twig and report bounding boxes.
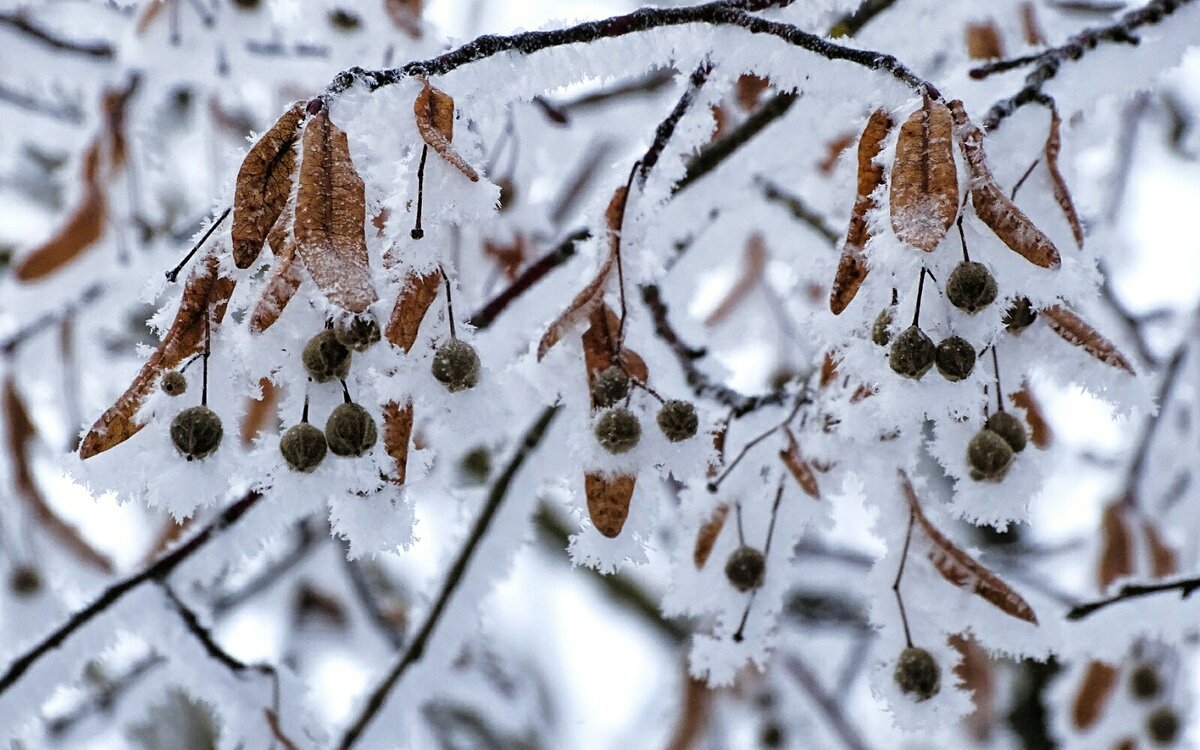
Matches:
[783,656,875,750]
[1067,575,1200,620]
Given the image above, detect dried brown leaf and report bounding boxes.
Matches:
[820,351,839,388]
[483,234,527,280]
[950,634,996,743]
[248,207,303,334]
[735,74,770,111]
[1044,109,1084,248]
[1020,2,1047,45]
[693,503,729,569]
[1011,383,1052,448]
[1098,502,1134,590]
[1072,661,1118,730]
[15,142,106,282]
[780,428,820,499]
[705,234,767,326]
[413,81,478,182]
[240,378,278,445]
[384,270,441,353]
[965,21,1004,60]
[818,131,856,175]
[585,472,636,538]
[1042,304,1135,374]
[383,400,415,486]
[901,472,1038,624]
[890,98,959,252]
[232,102,304,269]
[384,0,423,37]
[1142,521,1177,579]
[831,109,893,314]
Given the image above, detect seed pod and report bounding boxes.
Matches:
[591,365,630,408]
[279,422,328,472]
[657,400,698,442]
[1004,297,1038,333]
[946,261,997,313]
[872,308,894,346]
[431,339,481,392]
[458,447,491,486]
[1130,664,1162,701]
[160,371,187,396]
[985,411,1027,453]
[935,336,976,381]
[325,402,377,457]
[1146,706,1180,746]
[889,326,935,379]
[967,428,1013,481]
[302,330,352,383]
[894,647,941,701]
[725,545,766,592]
[595,408,641,454]
[9,565,41,597]
[334,315,381,351]
[171,406,223,461]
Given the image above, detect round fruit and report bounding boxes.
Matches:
[432,339,481,392]
[325,403,377,457]
[595,408,641,454]
[591,366,630,408]
[279,423,328,472]
[657,400,699,442]
[967,428,1014,481]
[9,565,40,597]
[334,316,381,351]
[1146,706,1180,746]
[459,447,491,485]
[328,8,360,30]
[935,336,976,381]
[946,261,997,313]
[1130,664,1162,701]
[872,308,894,346]
[1004,297,1038,333]
[894,647,941,701]
[725,546,766,592]
[889,326,935,379]
[160,371,187,397]
[302,330,351,383]
[171,406,223,460]
[985,411,1027,453]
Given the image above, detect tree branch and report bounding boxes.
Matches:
[0,11,115,59]
[1066,575,1200,620]
[467,229,589,330]
[639,61,713,186]
[783,655,874,750]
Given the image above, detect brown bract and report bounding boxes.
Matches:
[232,102,304,269]
[1011,383,1052,448]
[1072,661,1118,730]
[950,634,996,743]
[705,234,766,326]
[385,270,441,353]
[965,21,1004,60]
[1143,521,1178,578]
[585,472,636,538]
[413,80,478,182]
[889,98,958,252]
[831,108,893,314]
[780,427,820,499]
[1044,109,1085,248]
[383,401,415,485]
[248,200,303,333]
[693,503,729,568]
[295,109,378,314]
[581,304,648,388]
[1098,501,1134,590]
[1042,304,1135,373]
[240,378,279,445]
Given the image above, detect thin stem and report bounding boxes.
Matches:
[762,477,785,558]
[1067,574,1200,620]
[440,265,457,339]
[735,502,746,545]
[708,394,808,492]
[957,214,970,263]
[911,267,927,328]
[892,511,915,648]
[301,392,310,423]
[1010,158,1040,200]
[991,346,1004,413]
[732,590,757,642]
[411,145,428,240]
[340,380,352,404]
[201,311,210,407]
[166,207,230,283]
[615,162,639,348]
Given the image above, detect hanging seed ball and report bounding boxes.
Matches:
[595,408,641,454]
[1130,664,1163,701]
[334,316,381,352]
[872,308,894,346]
[1004,297,1038,333]
[279,422,328,472]
[170,406,223,461]
[759,722,785,748]
[725,546,766,592]
[985,411,1028,453]
[657,400,699,442]
[946,261,998,313]
[935,336,976,381]
[591,365,630,408]
[967,428,1014,481]
[9,565,41,597]
[160,370,187,397]
[302,330,351,383]
[894,647,941,701]
[328,8,361,30]
[432,339,481,392]
[1146,707,1180,746]
[889,326,936,379]
[325,403,377,457]
[459,447,491,486]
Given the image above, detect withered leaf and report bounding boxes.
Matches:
[15,142,107,282]
[232,101,304,269]
[413,81,478,182]
[949,100,1061,269]
[240,378,278,445]
[780,428,820,499]
[1042,304,1135,374]
[483,234,527,280]
[248,206,303,334]
[538,186,627,360]
[1011,383,1052,448]
[706,234,767,326]
[831,109,893,314]
[1021,2,1046,45]
[965,21,1004,60]
[950,634,996,743]
[586,472,636,538]
[383,401,415,486]
[735,74,770,112]
[901,472,1038,624]
[295,109,378,314]
[818,131,855,175]
[693,503,729,569]
[1098,502,1134,590]
[384,270,441,353]
[1044,109,1085,248]
[1072,661,1118,730]
[890,98,959,252]
[384,0,423,38]
[1142,521,1177,579]
[80,254,235,458]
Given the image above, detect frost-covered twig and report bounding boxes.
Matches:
[0,11,115,59]
[783,655,874,750]
[1066,575,1200,620]
[0,283,104,355]
[209,520,321,616]
[339,547,407,650]
[640,61,714,186]
[468,228,590,330]
[1119,344,1188,506]
[756,177,841,246]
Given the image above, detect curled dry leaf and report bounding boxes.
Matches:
[693,503,729,568]
[901,472,1038,624]
[890,98,959,252]
[232,101,304,269]
[586,472,636,538]
[965,21,1004,60]
[383,401,415,486]
[240,378,278,445]
[80,254,235,459]
[1042,304,1135,374]
[1098,501,1134,591]
[948,100,1061,269]
[15,142,107,282]
[1044,109,1085,248]
[248,205,303,334]
[831,109,893,314]
[705,234,767,326]
[780,427,820,499]
[1142,521,1178,579]
[1011,383,1052,448]
[413,80,479,182]
[385,270,441,353]
[1072,661,1119,730]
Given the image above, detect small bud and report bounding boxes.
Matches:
[325,403,377,457]
[967,428,1013,481]
[334,315,381,351]
[894,647,941,701]
[935,336,976,381]
[160,371,187,397]
[725,546,766,592]
[1146,706,1180,746]
[1130,664,1162,701]
[302,330,351,383]
[946,261,997,313]
[171,406,223,461]
[458,447,491,486]
[595,408,641,454]
[985,411,1027,453]
[280,423,328,472]
[657,400,698,442]
[889,326,935,379]
[9,565,41,597]
[872,308,894,346]
[591,366,630,408]
[432,339,481,392]
[1004,297,1038,333]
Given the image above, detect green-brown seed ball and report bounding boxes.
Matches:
[328,8,361,30]
[280,422,327,472]
[935,336,976,381]
[985,411,1028,453]
[967,428,1013,481]
[160,370,187,397]
[657,400,698,442]
[1146,706,1180,746]
[171,406,223,461]
[591,366,630,408]
[432,339,481,392]
[1004,297,1038,333]
[1130,664,1162,701]
[459,447,491,486]
[946,261,997,313]
[889,326,935,379]
[894,647,941,701]
[725,546,766,592]
[759,722,785,748]
[9,565,40,597]
[595,408,641,454]
[872,308,894,346]
[302,330,351,383]
[334,316,381,352]
[325,403,377,457]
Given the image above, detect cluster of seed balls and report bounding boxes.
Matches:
[589,366,698,453]
[1127,663,1181,747]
